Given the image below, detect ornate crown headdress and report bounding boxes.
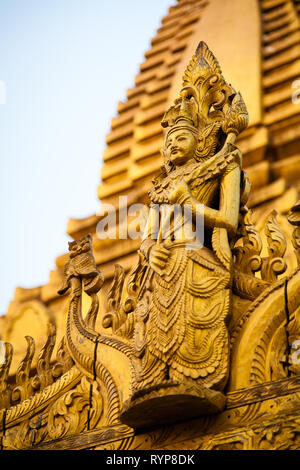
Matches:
[161,42,249,163]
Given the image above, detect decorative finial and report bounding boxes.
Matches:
[161,41,249,161]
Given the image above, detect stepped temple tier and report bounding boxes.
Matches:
[1,0,300,451]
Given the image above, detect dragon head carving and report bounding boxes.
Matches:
[58,234,104,296]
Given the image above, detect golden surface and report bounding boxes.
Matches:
[1,0,300,450]
[168,0,262,127]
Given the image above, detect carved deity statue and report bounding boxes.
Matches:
[2,42,300,447]
[0,42,250,433]
[102,42,249,427]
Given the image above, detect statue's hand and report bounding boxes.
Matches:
[169,181,191,205]
[149,243,170,276]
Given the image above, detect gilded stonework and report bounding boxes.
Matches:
[1,35,300,451]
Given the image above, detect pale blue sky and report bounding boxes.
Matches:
[0,0,172,314]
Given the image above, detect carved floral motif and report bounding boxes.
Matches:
[47,376,103,440]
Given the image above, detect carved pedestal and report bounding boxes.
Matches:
[120,382,226,428]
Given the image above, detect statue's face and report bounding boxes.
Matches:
[165,129,197,166]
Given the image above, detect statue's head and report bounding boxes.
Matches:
[164,125,198,167]
[161,42,249,173]
[162,109,221,172]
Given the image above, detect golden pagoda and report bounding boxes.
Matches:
[1,0,300,451]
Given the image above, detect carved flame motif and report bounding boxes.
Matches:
[288,200,300,266]
[261,210,287,282]
[232,210,289,300]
